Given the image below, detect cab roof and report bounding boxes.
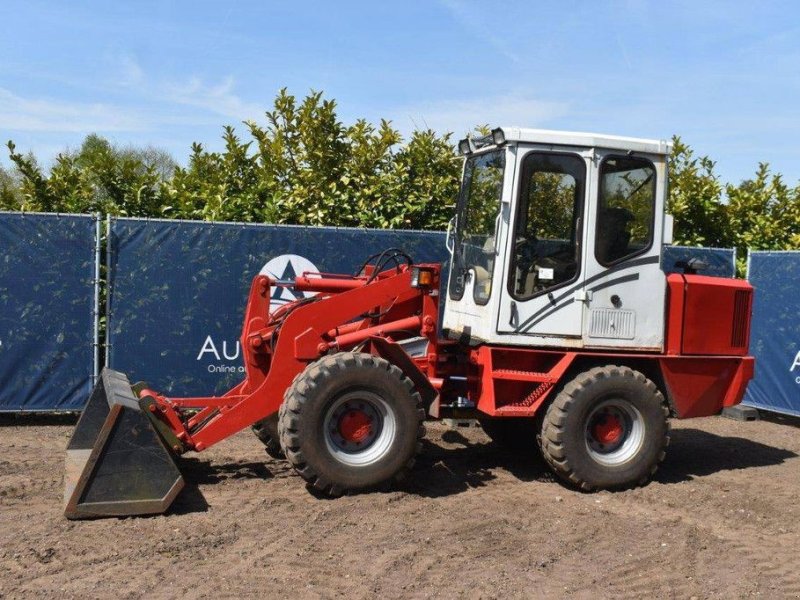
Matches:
[501,127,671,155]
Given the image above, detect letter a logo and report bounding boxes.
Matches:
[791,350,800,373]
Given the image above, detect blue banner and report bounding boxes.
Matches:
[661,245,735,278]
[107,218,744,399]
[743,251,800,416]
[106,219,449,396]
[0,213,97,411]
[0,209,751,413]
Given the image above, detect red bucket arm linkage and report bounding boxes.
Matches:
[140,264,440,452]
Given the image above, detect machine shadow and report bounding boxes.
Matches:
[0,412,79,426]
[179,457,274,484]
[403,425,798,497]
[168,424,797,511]
[758,411,800,429]
[170,457,277,515]
[654,427,797,484]
[401,429,553,498]
[170,482,210,515]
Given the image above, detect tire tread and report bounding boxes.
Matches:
[538,365,670,492]
[278,351,424,496]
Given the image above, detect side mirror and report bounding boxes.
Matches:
[663,214,674,245]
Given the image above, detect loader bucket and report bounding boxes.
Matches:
[64,368,185,519]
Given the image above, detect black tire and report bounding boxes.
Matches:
[251,413,284,459]
[479,418,538,453]
[278,352,425,496]
[539,365,669,491]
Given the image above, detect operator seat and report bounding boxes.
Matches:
[596,207,634,264]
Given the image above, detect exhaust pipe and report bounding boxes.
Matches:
[64,369,185,519]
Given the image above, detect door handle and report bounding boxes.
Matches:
[509,301,518,329]
[445,217,456,254]
[492,212,502,255]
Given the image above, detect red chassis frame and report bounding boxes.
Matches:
[140,265,754,454]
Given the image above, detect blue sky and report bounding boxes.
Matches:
[1,0,799,185]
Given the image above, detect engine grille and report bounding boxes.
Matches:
[588,308,636,340]
[730,290,751,348]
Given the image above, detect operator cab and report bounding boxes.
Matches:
[444,128,672,351]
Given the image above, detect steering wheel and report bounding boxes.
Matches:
[515,235,539,270]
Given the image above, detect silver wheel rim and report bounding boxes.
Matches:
[323,390,396,467]
[585,398,645,467]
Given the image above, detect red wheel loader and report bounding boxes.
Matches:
[64,128,754,519]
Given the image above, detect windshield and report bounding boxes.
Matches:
[449,149,505,304]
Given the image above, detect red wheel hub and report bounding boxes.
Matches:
[592,414,624,445]
[338,410,373,443]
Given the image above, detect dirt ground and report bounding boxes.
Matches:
[1,413,799,599]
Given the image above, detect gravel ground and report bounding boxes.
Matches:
[1,412,799,599]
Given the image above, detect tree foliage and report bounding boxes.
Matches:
[0,163,23,210]
[160,89,461,228]
[666,137,728,247]
[528,171,576,240]
[667,135,800,273]
[1,90,797,265]
[4,135,174,216]
[726,164,800,263]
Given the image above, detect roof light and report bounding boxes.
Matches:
[491,127,506,146]
[458,138,475,155]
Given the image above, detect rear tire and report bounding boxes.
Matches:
[278,352,425,496]
[252,414,284,459]
[538,365,669,491]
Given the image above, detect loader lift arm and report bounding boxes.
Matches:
[176,262,441,451]
[64,261,443,518]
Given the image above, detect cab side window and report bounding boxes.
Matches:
[509,153,585,299]
[596,156,656,265]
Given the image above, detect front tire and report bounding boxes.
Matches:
[252,414,284,459]
[539,365,669,491]
[278,352,425,496]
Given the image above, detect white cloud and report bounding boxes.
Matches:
[117,54,144,87]
[0,56,268,165]
[439,0,521,63]
[109,55,265,122]
[160,75,265,121]
[0,88,148,133]
[0,55,265,138]
[0,52,267,134]
[396,95,569,137]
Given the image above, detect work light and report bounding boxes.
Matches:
[491,127,506,146]
[410,266,434,288]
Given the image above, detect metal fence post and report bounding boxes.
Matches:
[105,214,112,368]
[93,213,102,384]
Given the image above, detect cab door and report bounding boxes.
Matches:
[580,151,666,350]
[496,148,590,342]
